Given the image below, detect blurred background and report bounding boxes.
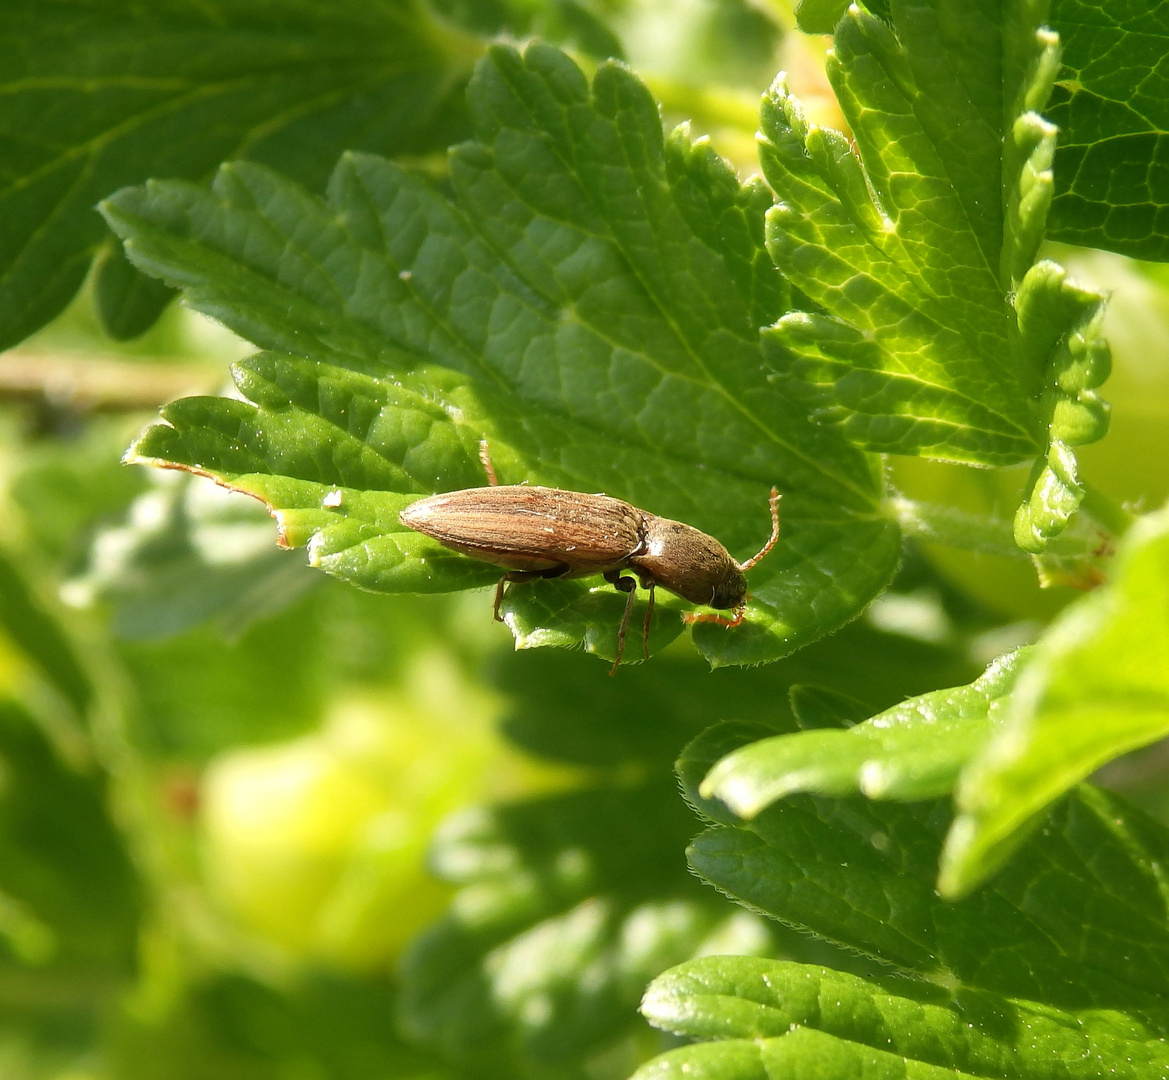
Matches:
[2,2,1169,1077]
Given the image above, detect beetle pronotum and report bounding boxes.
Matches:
[398,443,780,673]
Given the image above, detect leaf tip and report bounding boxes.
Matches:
[936,813,983,899]
[122,415,176,466]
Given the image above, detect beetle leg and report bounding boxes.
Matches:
[737,487,781,571]
[492,575,508,621]
[493,565,570,622]
[478,440,499,486]
[638,575,656,660]
[604,571,639,675]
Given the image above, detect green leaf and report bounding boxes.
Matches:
[0,548,91,718]
[66,470,318,641]
[104,44,900,668]
[494,611,979,769]
[793,0,852,35]
[0,0,477,349]
[699,647,1030,818]
[787,684,868,730]
[798,3,1169,264]
[1047,0,1169,261]
[398,781,775,1073]
[92,241,176,342]
[794,0,893,36]
[637,956,1169,1080]
[653,730,1169,1078]
[494,649,770,769]
[758,3,1109,549]
[1011,264,1111,552]
[492,577,687,665]
[0,700,141,971]
[942,503,1169,898]
[684,763,1169,1008]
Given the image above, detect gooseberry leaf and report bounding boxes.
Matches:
[942,503,1169,897]
[679,729,1169,1007]
[0,0,481,349]
[690,508,1169,900]
[788,683,869,729]
[104,44,900,669]
[666,721,1169,1079]
[492,612,979,770]
[1046,0,1169,262]
[760,2,1109,549]
[636,955,1169,1080]
[699,647,1030,819]
[91,239,179,341]
[790,1,1169,264]
[648,757,1169,1079]
[792,0,853,34]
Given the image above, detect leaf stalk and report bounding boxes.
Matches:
[1079,482,1135,541]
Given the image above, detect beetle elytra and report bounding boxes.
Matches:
[398,443,780,673]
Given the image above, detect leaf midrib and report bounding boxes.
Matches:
[474,58,879,508]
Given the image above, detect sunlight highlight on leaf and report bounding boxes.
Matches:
[758,2,1110,550]
[942,502,1169,897]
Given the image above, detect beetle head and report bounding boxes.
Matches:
[708,564,748,609]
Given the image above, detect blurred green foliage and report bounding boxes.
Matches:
[0,2,1167,1079]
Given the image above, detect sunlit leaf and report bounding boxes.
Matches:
[105,44,900,668]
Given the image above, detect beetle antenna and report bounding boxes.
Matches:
[738,487,780,571]
[478,440,499,486]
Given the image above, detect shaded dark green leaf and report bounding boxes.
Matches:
[493,614,976,769]
[787,684,867,730]
[92,241,176,342]
[685,779,1169,1010]
[0,0,477,349]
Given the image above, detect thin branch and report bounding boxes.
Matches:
[0,350,220,413]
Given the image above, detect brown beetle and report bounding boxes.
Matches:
[398,444,780,673]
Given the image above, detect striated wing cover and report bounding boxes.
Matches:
[399,486,646,573]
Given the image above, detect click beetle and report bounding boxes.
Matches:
[398,443,780,673]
